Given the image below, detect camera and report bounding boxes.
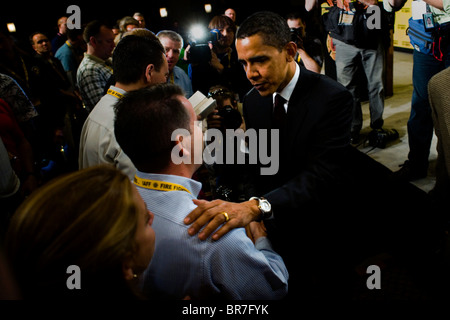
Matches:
[290,27,304,46]
[216,105,242,130]
[187,25,221,64]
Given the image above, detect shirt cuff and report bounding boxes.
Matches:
[255,236,274,251]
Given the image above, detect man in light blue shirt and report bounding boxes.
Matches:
[114,84,288,299]
[157,30,194,98]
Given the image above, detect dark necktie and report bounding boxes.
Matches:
[272,94,286,129]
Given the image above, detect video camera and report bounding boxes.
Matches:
[187,25,221,64]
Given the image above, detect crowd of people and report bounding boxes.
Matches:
[1,3,450,301]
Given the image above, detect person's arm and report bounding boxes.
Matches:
[423,0,444,11]
[384,0,408,11]
[306,0,320,11]
[186,82,353,241]
[297,48,321,73]
[359,0,379,6]
[207,226,288,299]
[185,198,261,240]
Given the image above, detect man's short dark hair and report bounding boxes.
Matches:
[286,11,305,22]
[236,11,291,51]
[112,34,165,85]
[114,83,190,172]
[66,27,83,42]
[29,31,47,46]
[83,20,108,43]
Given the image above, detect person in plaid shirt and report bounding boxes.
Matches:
[76,20,115,112]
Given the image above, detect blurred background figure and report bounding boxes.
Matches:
[286,11,324,73]
[51,16,68,55]
[157,30,193,98]
[224,8,237,23]
[133,12,146,29]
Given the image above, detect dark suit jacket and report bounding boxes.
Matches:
[243,66,353,220]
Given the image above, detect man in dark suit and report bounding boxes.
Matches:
[183,11,361,298]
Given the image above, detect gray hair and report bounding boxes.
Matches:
[156,30,184,48]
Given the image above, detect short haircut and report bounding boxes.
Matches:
[156,30,184,48]
[112,34,165,84]
[119,16,139,32]
[114,84,190,172]
[83,20,108,43]
[29,31,47,46]
[209,15,236,34]
[286,11,305,21]
[66,27,83,42]
[236,11,291,51]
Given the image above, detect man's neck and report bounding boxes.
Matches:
[140,163,197,180]
[277,61,298,93]
[114,81,146,92]
[86,47,103,61]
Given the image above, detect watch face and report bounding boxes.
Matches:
[260,200,271,212]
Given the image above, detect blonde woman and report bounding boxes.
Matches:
[5,164,155,299]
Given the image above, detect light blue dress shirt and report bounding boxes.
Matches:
[171,66,193,98]
[136,171,288,300]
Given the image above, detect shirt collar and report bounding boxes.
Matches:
[85,52,111,66]
[108,85,127,95]
[273,63,300,108]
[134,171,202,197]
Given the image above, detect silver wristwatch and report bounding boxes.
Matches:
[249,196,272,220]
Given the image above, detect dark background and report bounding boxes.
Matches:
[2,0,309,48]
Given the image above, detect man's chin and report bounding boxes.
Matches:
[254,87,273,97]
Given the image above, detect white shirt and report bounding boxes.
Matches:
[78,86,136,179]
[272,62,300,113]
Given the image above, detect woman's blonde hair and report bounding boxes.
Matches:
[5,165,141,298]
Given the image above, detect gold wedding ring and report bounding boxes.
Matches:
[221,212,230,223]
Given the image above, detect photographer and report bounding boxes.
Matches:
[204,85,248,202]
[306,0,390,144]
[287,12,324,73]
[385,0,450,181]
[185,15,252,101]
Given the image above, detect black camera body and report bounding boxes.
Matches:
[188,28,221,64]
[217,105,242,130]
[290,27,304,46]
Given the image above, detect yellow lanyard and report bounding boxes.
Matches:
[133,176,192,194]
[107,88,124,99]
[169,72,174,84]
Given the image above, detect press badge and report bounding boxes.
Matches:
[423,12,436,31]
[339,11,355,25]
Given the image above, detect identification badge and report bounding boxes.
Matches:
[423,12,436,31]
[339,11,355,26]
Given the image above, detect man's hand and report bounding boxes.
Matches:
[246,221,268,244]
[184,199,261,241]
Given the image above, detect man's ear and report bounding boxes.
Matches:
[171,133,190,163]
[285,42,297,62]
[89,36,97,47]
[144,64,155,83]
